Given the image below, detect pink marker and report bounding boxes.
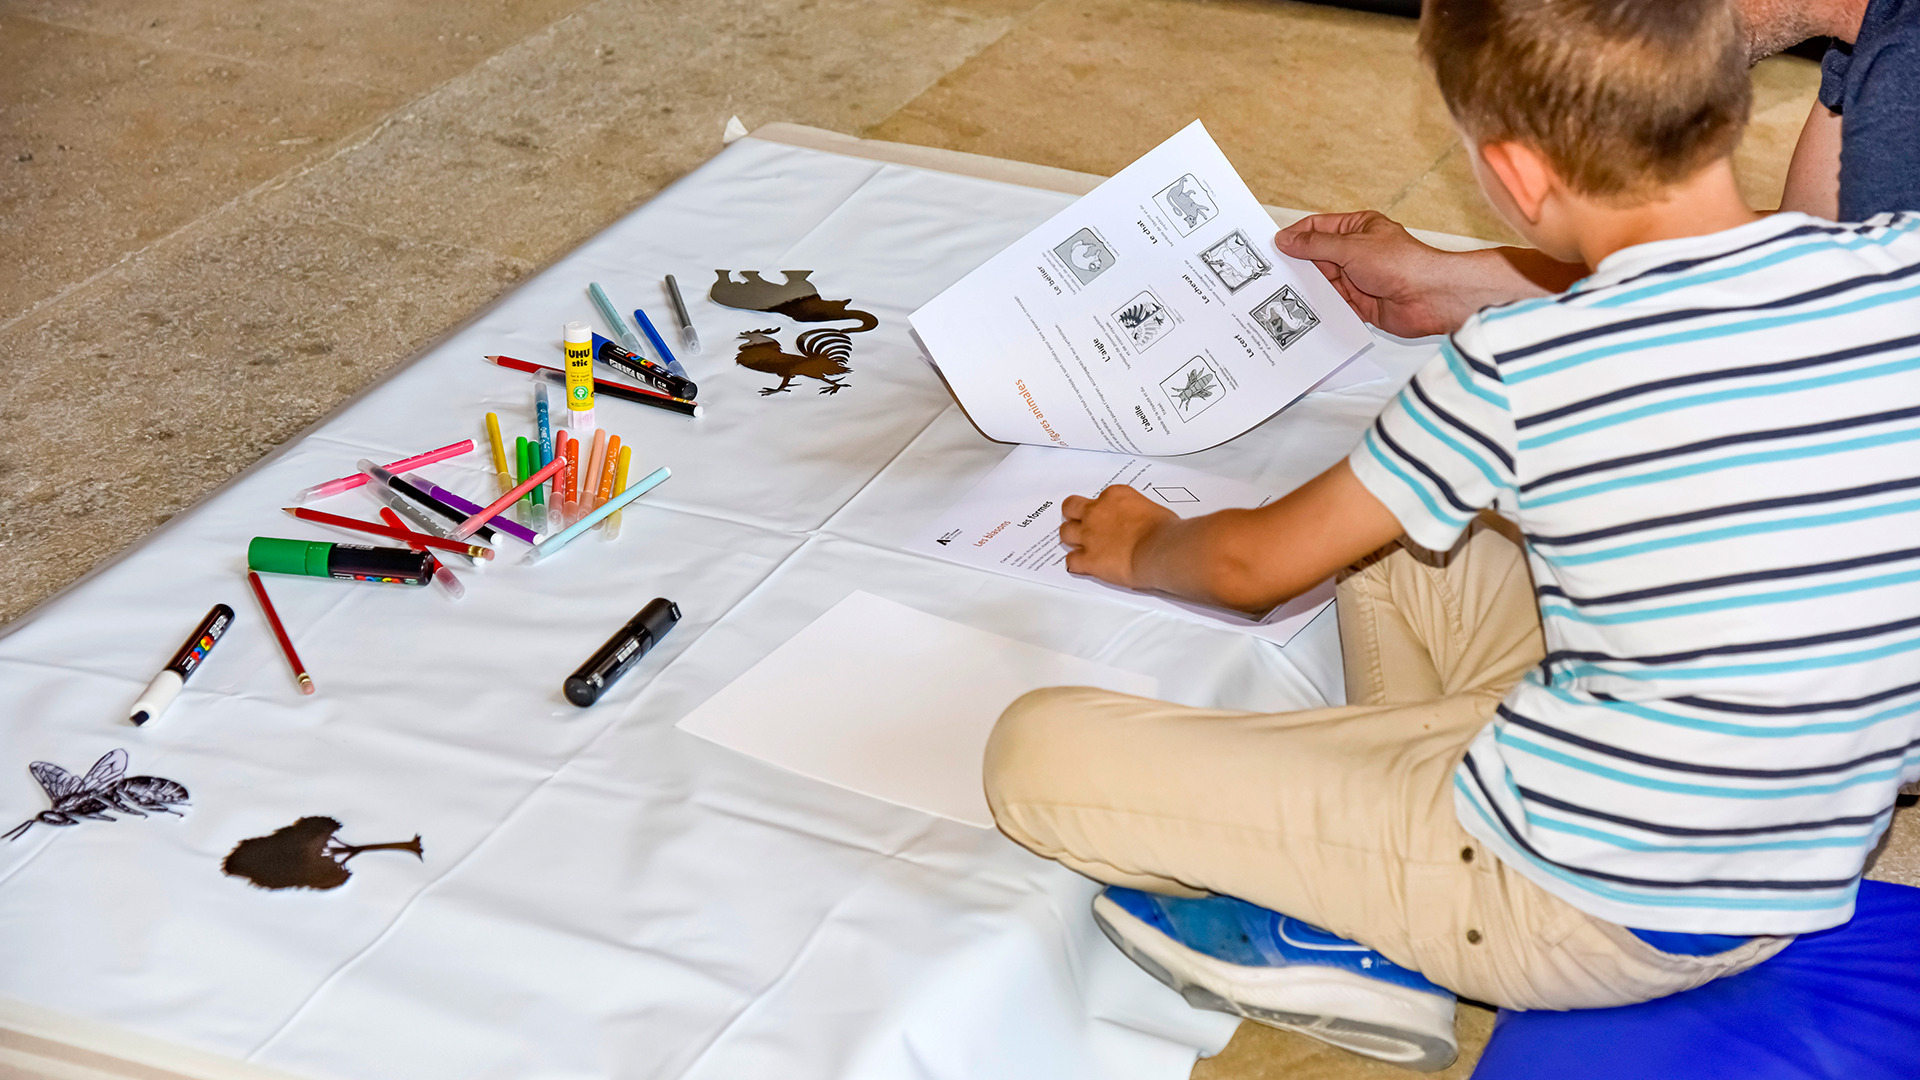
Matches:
[298,440,475,502]
[453,456,566,540]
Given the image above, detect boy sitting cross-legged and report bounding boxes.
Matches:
[982,0,1920,1069]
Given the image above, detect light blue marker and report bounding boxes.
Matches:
[530,466,671,561]
[533,380,553,532]
[588,282,647,357]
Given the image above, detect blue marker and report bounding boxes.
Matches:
[632,307,687,378]
[534,380,554,532]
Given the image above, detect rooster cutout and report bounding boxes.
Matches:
[735,328,854,395]
[710,271,878,396]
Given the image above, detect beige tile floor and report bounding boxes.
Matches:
[2,1,1906,1077]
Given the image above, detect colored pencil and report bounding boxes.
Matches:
[483,355,702,417]
[282,507,494,559]
[246,571,313,695]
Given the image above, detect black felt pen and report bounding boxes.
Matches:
[356,458,497,543]
[564,598,681,707]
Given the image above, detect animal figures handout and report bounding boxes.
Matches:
[709,271,878,396]
[4,749,189,840]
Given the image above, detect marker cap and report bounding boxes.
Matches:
[248,537,332,578]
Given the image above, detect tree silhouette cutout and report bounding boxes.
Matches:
[222,816,422,891]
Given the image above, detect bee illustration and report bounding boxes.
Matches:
[1174,367,1219,410]
[3,749,190,841]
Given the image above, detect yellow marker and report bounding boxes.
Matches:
[484,412,513,496]
[564,321,595,432]
[604,444,633,539]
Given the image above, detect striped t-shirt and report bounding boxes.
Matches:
[1348,212,1920,935]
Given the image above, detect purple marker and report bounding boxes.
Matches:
[403,474,541,545]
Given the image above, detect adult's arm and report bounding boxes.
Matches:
[1058,461,1404,615]
[1780,99,1842,218]
[1275,211,1585,338]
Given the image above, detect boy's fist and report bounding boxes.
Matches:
[1059,485,1175,588]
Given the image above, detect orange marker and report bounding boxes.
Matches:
[593,435,621,522]
[564,433,582,524]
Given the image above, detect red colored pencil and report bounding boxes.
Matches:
[246,571,314,696]
[482,354,702,417]
[280,507,495,560]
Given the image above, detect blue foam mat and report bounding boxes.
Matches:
[1472,880,1920,1080]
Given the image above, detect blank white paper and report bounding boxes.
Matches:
[676,591,1157,829]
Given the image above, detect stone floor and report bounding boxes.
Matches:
[3,1,1898,1077]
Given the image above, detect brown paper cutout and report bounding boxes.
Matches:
[222,816,422,891]
[734,328,854,395]
[708,271,878,333]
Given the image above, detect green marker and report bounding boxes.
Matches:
[515,436,532,523]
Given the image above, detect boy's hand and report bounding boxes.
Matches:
[1059,485,1176,589]
[1056,462,1408,616]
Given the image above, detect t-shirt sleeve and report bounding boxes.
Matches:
[1836,40,1920,221]
[1347,321,1519,551]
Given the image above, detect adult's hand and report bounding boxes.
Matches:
[1276,212,1582,338]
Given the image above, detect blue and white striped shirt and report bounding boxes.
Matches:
[1349,212,1920,934]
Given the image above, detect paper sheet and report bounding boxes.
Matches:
[676,591,1157,829]
[914,445,1335,645]
[910,120,1372,455]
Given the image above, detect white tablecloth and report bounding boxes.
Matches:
[0,134,1435,1080]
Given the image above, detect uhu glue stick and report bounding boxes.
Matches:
[564,320,595,432]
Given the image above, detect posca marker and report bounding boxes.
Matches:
[129,604,234,726]
[248,537,433,588]
[592,333,697,400]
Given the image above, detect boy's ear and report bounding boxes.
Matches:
[1478,141,1556,224]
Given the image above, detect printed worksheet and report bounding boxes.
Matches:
[914,445,1335,645]
[910,121,1372,455]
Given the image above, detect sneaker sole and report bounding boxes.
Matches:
[1093,895,1458,1072]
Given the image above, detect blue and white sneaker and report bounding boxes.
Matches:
[1092,886,1458,1071]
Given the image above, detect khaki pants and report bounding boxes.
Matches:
[983,531,1787,1010]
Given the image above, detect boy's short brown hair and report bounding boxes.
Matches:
[1420,0,1751,200]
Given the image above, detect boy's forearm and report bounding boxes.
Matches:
[1130,462,1405,614]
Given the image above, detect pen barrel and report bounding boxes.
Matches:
[594,338,698,400]
[166,604,235,679]
[564,598,680,706]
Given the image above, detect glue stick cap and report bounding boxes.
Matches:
[564,320,591,344]
[248,537,333,578]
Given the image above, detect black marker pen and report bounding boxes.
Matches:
[564,598,681,707]
[130,603,235,726]
[591,334,699,401]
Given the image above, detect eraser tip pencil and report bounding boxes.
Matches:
[246,571,313,696]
